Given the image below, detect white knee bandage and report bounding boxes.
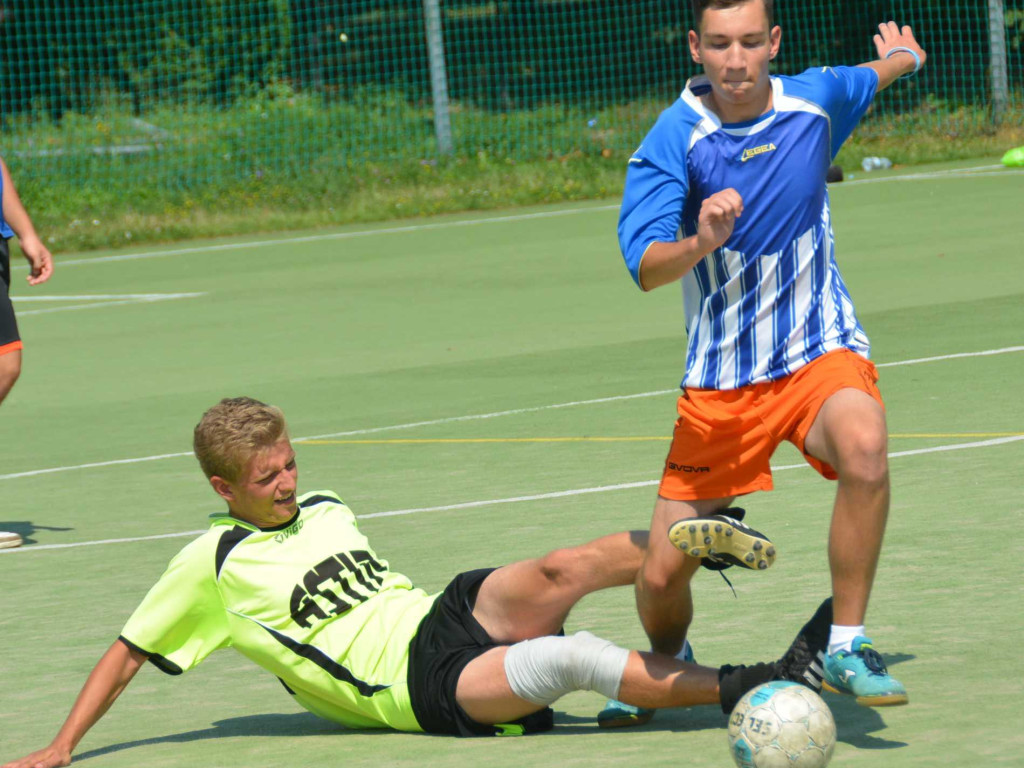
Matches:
[503,631,631,706]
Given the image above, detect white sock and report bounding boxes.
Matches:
[828,624,865,655]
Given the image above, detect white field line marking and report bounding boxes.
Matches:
[840,165,1019,187]
[875,346,1024,367]
[0,529,209,553]
[11,162,1017,274]
[2,345,1022,483]
[0,391,673,482]
[0,452,194,481]
[13,293,203,301]
[5,434,1022,554]
[368,435,1024,519]
[911,164,1005,175]
[14,292,204,317]
[295,390,672,442]
[11,206,620,271]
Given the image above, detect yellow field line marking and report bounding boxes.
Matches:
[299,437,665,445]
[3,344,1022,482]
[300,432,1024,445]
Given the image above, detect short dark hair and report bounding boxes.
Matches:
[691,0,774,30]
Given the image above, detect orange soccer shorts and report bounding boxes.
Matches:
[658,348,884,501]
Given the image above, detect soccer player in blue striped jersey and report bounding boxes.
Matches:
[606,0,926,724]
[3,397,834,768]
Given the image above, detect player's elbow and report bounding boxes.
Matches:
[637,265,674,292]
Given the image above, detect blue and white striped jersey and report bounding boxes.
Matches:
[618,66,878,390]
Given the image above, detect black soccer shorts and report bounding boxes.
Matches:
[407,567,554,737]
[0,238,22,351]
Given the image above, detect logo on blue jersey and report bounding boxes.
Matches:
[740,143,777,163]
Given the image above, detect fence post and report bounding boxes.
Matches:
[988,0,1009,123]
[423,0,453,155]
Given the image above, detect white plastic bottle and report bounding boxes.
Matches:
[861,156,893,171]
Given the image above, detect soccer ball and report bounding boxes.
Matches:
[727,681,836,768]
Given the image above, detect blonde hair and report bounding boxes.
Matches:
[193,397,288,481]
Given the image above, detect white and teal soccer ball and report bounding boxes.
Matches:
[727,681,836,768]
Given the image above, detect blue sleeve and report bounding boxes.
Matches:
[789,66,878,158]
[0,178,11,239]
[617,110,692,290]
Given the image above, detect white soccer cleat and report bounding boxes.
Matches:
[0,531,24,549]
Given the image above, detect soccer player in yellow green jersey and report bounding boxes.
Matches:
[4,397,832,767]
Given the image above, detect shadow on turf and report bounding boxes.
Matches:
[0,521,73,545]
[551,652,916,749]
[553,706,727,735]
[71,708,730,757]
[72,712,350,762]
[71,655,914,760]
[553,702,907,749]
[821,651,914,750]
[824,696,909,750]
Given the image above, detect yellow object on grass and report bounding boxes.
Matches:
[1002,146,1024,167]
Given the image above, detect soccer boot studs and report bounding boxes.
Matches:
[668,513,776,571]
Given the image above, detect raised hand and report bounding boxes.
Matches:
[872,21,926,69]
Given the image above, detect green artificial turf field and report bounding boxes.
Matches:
[1,159,1022,767]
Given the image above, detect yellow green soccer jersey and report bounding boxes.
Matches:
[120,491,435,731]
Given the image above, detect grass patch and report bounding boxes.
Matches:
[7,92,1023,254]
[3,172,1024,767]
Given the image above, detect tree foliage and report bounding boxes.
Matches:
[0,0,1019,124]
[0,0,289,121]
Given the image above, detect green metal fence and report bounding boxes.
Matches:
[1,1,1021,195]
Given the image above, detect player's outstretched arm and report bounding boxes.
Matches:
[638,188,743,291]
[0,157,54,287]
[2,640,147,768]
[858,21,927,92]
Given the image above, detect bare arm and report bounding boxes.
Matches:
[2,640,148,768]
[858,21,927,93]
[0,157,53,286]
[638,188,744,291]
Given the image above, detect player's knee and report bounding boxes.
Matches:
[504,632,630,706]
[536,547,588,590]
[640,560,690,598]
[835,426,888,487]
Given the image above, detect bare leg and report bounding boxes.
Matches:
[637,495,733,655]
[804,388,889,626]
[618,651,719,707]
[472,530,649,643]
[0,348,21,407]
[456,598,835,726]
[456,646,719,725]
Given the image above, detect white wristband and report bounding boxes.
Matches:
[886,46,921,79]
